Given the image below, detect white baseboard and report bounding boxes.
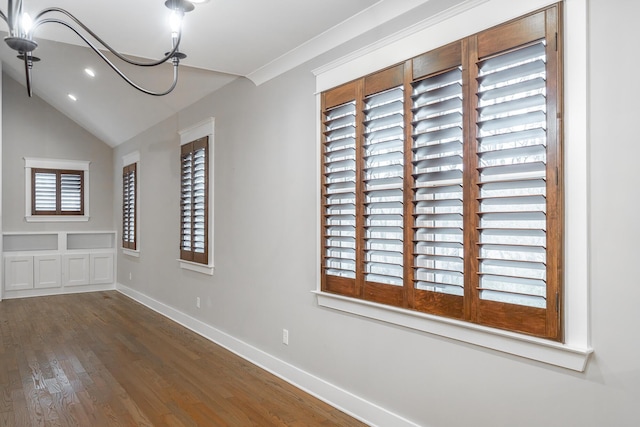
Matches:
[116,283,422,427]
[2,283,116,299]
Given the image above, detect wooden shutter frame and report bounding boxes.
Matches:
[320,3,563,340]
[180,137,209,265]
[469,6,562,339]
[32,167,84,216]
[122,163,137,250]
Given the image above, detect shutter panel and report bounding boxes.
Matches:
[323,100,357,282]
[32,169,83,215]
[363,86,404,287]
[192,144,207,258]
[33,170,57,214]
[476,40,548,309]
[411,66,465,314]
[60,172,83,213]
[123,164,136,250]
[180,137,208,264]
[180,148,194,257]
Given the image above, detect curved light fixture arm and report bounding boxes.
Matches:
[31,18,180,97]
[31,7,183,68]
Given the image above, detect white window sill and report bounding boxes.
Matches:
[178,259,214,275]
[313,291,593,372]
[25,215,89,223]
[122,248,140,258]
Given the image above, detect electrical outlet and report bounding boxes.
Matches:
[196,297,201,308]
[282,329,289,345]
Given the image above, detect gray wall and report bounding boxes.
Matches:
[2,74,114,232]
[109,1,638,426]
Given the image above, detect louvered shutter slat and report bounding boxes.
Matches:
[324,101,357,279]
[181,151,193,252]
[34,172,57,212]
[60,173,82,212]
[476,39,548,309]
[364,86,404,286]
[411,67,464,296]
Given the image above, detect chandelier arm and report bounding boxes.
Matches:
[0,10,7,25]
[32,7,182,67]
[35,18,180,96]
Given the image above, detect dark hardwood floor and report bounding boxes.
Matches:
[0,291,366,426]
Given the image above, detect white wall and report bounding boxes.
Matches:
[2,74,114,232]
[111,1,640,426]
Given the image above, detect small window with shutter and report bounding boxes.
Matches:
[32,168,84,216]
[123,163,137,250]
[180,136,209,265]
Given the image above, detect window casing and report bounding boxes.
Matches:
[32,168,84,216]
[180,136,209,265]
[321,5,562,340]
[122,163,137,250]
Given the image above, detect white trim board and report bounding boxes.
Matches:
[116,283,424,427]
[1,283,116,300]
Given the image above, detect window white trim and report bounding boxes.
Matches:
[314,0,592,371]
[122,151,140,255]
[122,151,140,167]
[178,259,214,276]
[178,118,215,274]
[24,157,90,222]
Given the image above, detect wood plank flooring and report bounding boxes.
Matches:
[0,291,366,426]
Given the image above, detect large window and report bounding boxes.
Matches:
[122,163,137,250]
[321,5,562,340]
[180,136,209,265]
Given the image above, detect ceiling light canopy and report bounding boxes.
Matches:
[0,0,199,97]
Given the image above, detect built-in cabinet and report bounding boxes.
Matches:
[3,231,116,298]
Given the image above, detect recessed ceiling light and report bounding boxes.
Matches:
[84,68,95,78]
[68,94,77,101]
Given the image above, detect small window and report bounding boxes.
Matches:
[32,168,84,215]
[25,158,90,222]
[122,163,137,250]
[180,136,209,265]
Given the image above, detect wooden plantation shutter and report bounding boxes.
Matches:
[320,4,562,340]
[33,170,57,213]
[180,136,209,265]
[322,82,359,296]
[32,168,84,215]
[362,65,405,306]
[122,163,137,250]
[469,7,562,338]
[410,42,466,319]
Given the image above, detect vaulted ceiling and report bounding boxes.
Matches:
[0,0,468,146]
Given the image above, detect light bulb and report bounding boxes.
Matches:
[169,10,183,38]
[21,12,33,36]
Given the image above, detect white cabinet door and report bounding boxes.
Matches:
[63,254,90,286]
[4,256,34,291]
[34,255,61,289]
[90,253,114,284]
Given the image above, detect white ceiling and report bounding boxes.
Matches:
[0,0,466,146]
